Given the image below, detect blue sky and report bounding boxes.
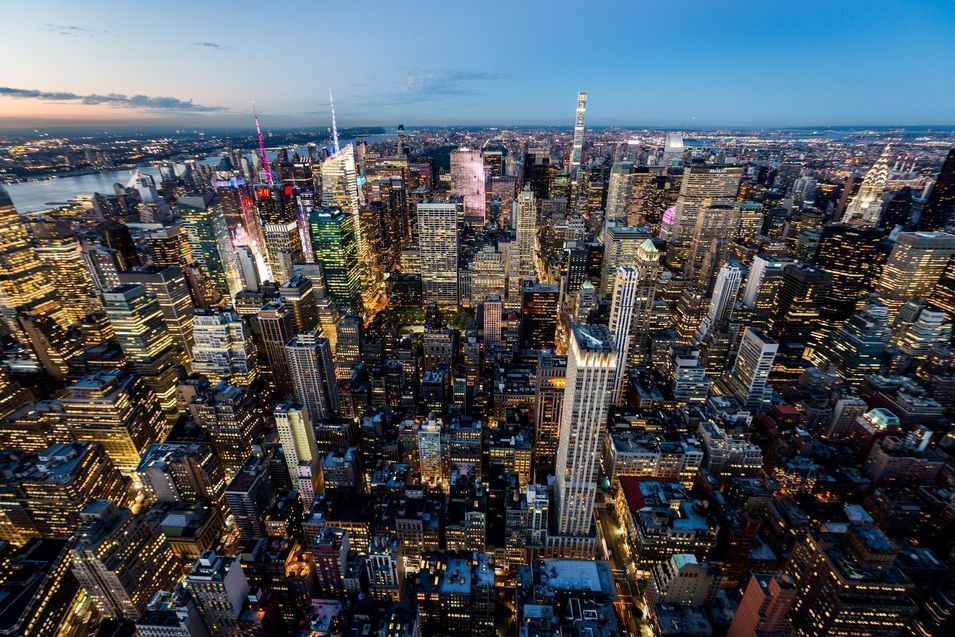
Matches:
[1,0,954,127]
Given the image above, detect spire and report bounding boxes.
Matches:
[252,101,273,185]
[329,89,340,155]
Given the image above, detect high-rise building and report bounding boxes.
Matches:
[189,383,262,481]
[450,148,486,222]
[812,224,886,322]
[257,301,296,395]
[769,264,830,354]
[60,369,168,477]
[136,442,226,511]
[70,501,179,620]
[520,284,559,351]
[918,146,955,230]
[177,194,241,299]
[278,274,319,333]
[285,331,339,421]
[810,299,890,386]
[876,231,955,321]
[742,255,793,312]
[119,265,195,370]
[842,144,892,225]
[31,220,98,325]
[552,325,617,557]
[274,399,321,505]
[482,295,502,348]
[102,283,180,417]
[191,309,257,386]
[533,353,566,473]
[334,312,362,380]
[569,91,587,179]
[727,573,797,637]
[511,186,538,300]
[185,551,250,637]
[608,266,640,404]
[722,328,778,410]
[696,261,743,341]
[309,207,362,311]
[0,185,65,338]
[667,165,743,268]
[599,225,652,294]
[417,201,460,306]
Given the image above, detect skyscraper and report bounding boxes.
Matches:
[511,185,539,299]
[31,220,98,325]
[569,91,587,179]
[608,266,640,404]
[309,207,362,311]
[552,325,617,557]
[842,144,892,225]
[917,145,955,231]
[177,194,241,299]
[695,261,743,341]
[191,309,257,386]
[417,201,460,307]
[520,284,559,351]
[483,294,502,348]
[285,331,339,421]
[185,551,250,637]
[102,283,180,418]
[274,399,321,505]
[257,301,296,396]
[450,148,486,222]
[667,165,743,269]
[876,231,955,321]
[722,328,778,410]
[811,224,885,323]
[119,266,195,370]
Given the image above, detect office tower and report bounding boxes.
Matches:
[667,165,743,268]
[185,551,250,637]
[552,325,617,556]
[608,266,640,404]
[0,538,81,637]
[136,590,209,637]
[664,132,685,167]
[417,418,443,487]
[235,245,260,291]
[309,207,362,310]
[60,369,168,477]
[810,299,890,386]
[520,284,559,350]
[262,197,303,285]
[524,147,552,200]
[511,186,539,297]
[723,328,778,410]
[918,146,955,230]
[285,331,339,420]
[687,203,742,280]
[274,399,321,505]
[811,224,885,322]
[82,241,122,294]
[119,266,195,369]
[696,261,743,341]
[769,264,830,352]
[599,225,652,293]
[31,220,98,324]
[895,307,952,360]
[742,255,792,311]
[450,148,487,222]
[190,383,262,480]
[136,442,227,510]
[468,245,506,304]
[19,442,130,536]
[0,185,64,338]
[102,283,180,417]
[605,161,635,223]
[727,573,797,637]
[483,295,502,347]
[417,201,459,306]
[568,90,588,179]
[191,309,257,386]
[70,501,179,620]
[785,525,916,637]
[177,194,241,299]
[144,223,192,268]
[104,224,141,271]
[367,533,404,602]
[258,301,296,395]
[842,144,892,225]
[335,312,362,379]
[224,453,278,541]
[16,310,82,381]
[278,274,319,333]
[533,353,566,473]
[667,347,710,405]
[876,231,955,320]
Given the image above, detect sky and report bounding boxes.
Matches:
[1,0,954,129]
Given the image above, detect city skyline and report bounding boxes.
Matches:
[2,0,955,129]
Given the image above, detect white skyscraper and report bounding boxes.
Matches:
[552,324,617,556]
[696,261,744,341]
[417,201,460,306]
[842,144,892,225]
[569,91,588,179]
[450,148,486,222]
[274,399,321,505]
[235,245,260,291]
[509,185,538,303]
[608,267,640,404]
[724,328,778,410]
[191,309,256,386]
[669,165,743,267]
[664,132,685,167]
[285,331,339,421]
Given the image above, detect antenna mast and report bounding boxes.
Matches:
[252,101,273,185]
[329,89,340,155]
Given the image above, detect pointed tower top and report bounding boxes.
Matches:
[329,89,340,155]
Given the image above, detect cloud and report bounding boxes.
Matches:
[192,41,231,50]
[0,86,227,112]
[44,23,109,37]
[354,69,508,107]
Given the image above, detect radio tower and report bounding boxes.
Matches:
[329,89,340,155]
[252,101,273,185]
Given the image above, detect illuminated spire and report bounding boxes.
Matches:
[252,101,273,185]
[329,89,340,155]
[842,143,892,225]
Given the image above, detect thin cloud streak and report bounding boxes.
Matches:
[44,23,109,36]
[0,86,227,112]
[192,41,231,50]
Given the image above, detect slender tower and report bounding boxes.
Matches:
[252,102,273,186]
[329,89,340,155]
[569,91,588,179]
[608,266,640,404]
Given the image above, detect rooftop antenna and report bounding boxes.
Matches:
[329,89,340,155]
[252,101,273,185]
